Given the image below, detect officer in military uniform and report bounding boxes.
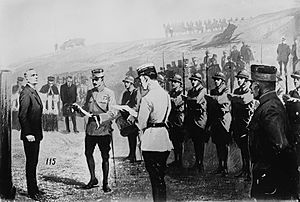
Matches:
[79,68,118,192]
[205,72,231,176]
[168,74,185,168]
[184,73,208,172]
[249,64,298,200]
[136,63,173,202]
[228,70,254,181]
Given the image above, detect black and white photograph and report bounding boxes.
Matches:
[1,0,300,201]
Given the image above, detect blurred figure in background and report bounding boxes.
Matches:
[60,76,78,133]
[39,76,59,131]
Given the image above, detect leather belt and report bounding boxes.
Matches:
[146,122,166,128]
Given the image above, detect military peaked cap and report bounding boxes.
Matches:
[137,63,157,77]
[251,64,277,82]
[91,68,104,78]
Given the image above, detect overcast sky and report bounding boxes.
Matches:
[0,0,298,67]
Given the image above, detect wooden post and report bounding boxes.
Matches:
[0,70,16,199]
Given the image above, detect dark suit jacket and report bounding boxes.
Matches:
[18,84,43,141]
[60,83,77,104]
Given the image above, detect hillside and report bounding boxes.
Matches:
[8,7,300,95]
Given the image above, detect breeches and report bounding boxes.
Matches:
[143,151,170,202]
[85,135,111,161]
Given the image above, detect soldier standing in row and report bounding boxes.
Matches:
[206,72,231,176]
[229,70,254,181]
[136,63,173,202]
[230,45,241,64]
[184,73,208,172]
[249,64,298,200]
[168,74,185,168]
[203,50,211,68]
[223,56,236,92]
[221,51,228,69]
[120,75,140,163]
[207,58,221,91]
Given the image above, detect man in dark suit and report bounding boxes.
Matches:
[276,36,291,76]
[18,68,44,201]
[60,76,78,133]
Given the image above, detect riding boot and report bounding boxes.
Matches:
[102,161,111,192]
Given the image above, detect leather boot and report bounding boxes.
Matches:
[102,161,111,192]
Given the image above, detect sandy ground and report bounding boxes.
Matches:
[4,117,254,201]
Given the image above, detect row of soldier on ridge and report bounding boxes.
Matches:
[16,61,300,201]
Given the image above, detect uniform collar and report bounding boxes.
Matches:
[259,90,277,105]
[94,84,105,92]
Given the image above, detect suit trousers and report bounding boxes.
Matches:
[23,141,40,195]
[142,151,170,202]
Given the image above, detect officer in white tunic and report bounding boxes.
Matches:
[136,63,173,202]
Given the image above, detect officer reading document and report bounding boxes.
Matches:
[135,63,173,202]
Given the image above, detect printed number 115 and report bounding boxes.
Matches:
[46,158,56,165]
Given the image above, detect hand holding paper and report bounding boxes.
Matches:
[111,105,138,117]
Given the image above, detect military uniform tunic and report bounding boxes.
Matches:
[207,84,232,145]
[248,91,298,199]
[231,87,254,145]
[137,82,173,151]
[83,86,118,136]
